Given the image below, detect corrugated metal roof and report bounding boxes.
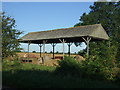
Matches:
[19,24,109,44]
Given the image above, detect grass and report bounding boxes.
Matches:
[2,63,119,88]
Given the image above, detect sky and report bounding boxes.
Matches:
[2,2,94,53]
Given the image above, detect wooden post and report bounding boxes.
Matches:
[63,39,65,59]
[42,40,47,64]
[82,37,91,58]
[38,44,43,57]
[51,43,57,59]
[67,42,72,56]
[28,41,31,59]
[43,41,45,55]
[43,40,47,56]
[59,39,66,59]
[86,38,89,58]
[40,45,42,57]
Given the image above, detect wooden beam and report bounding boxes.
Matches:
[43,40,47,54]
[82,37,91,58]
[38,44,43,57]
[42,40,47,64]
[51,43,57,59]
[67,42,72,56]
[28,41,31,59]
[59,39,66,59]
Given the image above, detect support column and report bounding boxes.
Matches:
[43,40,46,54]
[82,37,91,58]
[43,40,47,56]
[67,42,72,56]
[38,44,43,57]
[51,43,57,59]
[59,39,66,59]
[42,40,47,64]
[28,41,31,59]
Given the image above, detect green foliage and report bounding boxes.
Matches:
[77,49,86,57]
[3,57,22,71]
[74,42,82,47]
[32,51,36,53]
[55,56,81,76]
[55,56,120,81]
[74,2,120,64]
[50,51,52,53]
[115,44,120,62]
[82,57,118,81]
[1,12,22,58]
[3,59,119,88]
[89,41,117,63]
[74,2,120,82]
[2,2,120,88]
[56,51,59,54]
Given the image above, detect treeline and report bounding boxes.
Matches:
[67,1,120,83]
[75,2,120,62]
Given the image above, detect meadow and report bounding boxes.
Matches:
[2,59,119,88]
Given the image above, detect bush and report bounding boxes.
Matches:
[79,58,105,80]
[77,49,86,57]
[55,56,104,79]
[55,56,81,77]
[114,67,120,83]
[32,51,36,53]
[50,51,52,53]
[3,57,22,71]
[82,56,120,81]
[55,56,120,81]
[56,51,59,54]
[116,45,120,62]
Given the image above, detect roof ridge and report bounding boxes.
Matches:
[28,24,101,34]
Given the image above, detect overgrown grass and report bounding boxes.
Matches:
[2,59,120,88]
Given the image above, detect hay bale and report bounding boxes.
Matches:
[24,53,37,58]
[43,55,51,63]
[37,57,43,64]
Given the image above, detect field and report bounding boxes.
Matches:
[17,52,77,58]
[2,63,119,88]
[2,52,120,88]
[16,52,84,66]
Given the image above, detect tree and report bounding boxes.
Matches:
[32,51,36,53]
[1,12,22,58]
[74,1,120,61]
[50,51,53,53]
[77,49,86,57]
[56,51,59,54]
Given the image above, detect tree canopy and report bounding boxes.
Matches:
[1,12,22,58]
[75,1,120,62]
